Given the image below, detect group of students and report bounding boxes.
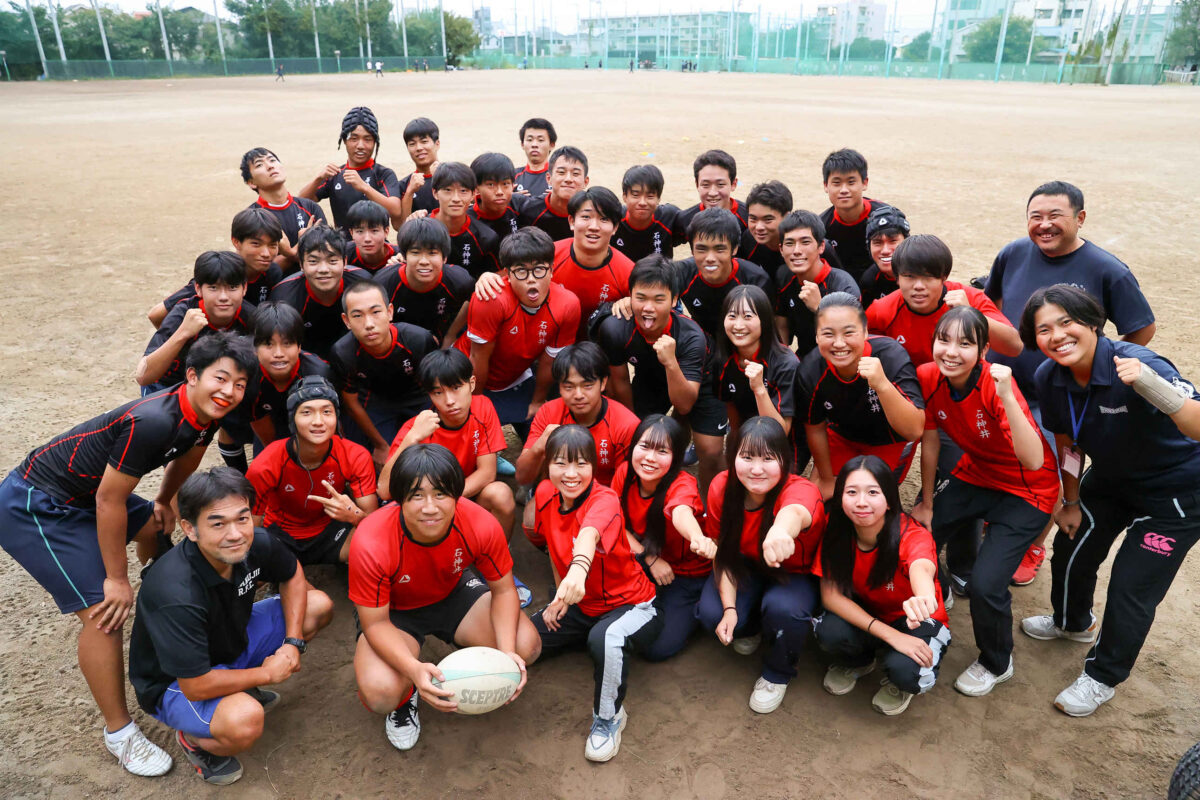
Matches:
[2,103,1199,785]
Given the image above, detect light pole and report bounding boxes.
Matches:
[1,50,10,80]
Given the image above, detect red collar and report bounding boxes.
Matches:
[813,259,832,284]
[621,210,653,232]
[522,163,549,175]
[700,259,739,288]
[430,208,469,236]
[363,325,399,358]
[176,384,204,428]
[198,298,242,330]
[472,198,506,221]
[827,338,873,383]
[256,193,294,210]
[545,195,569,218]
[345,159,375,170]
[636,314,674,344]
[399,264,442,293]
[306,278,343,306]
[261,357,301,389]
[832,198,872,227]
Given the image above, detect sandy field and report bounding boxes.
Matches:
[1,70,1199,799]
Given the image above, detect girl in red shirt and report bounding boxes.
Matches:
[613,415,714,661]
[813,456,951,716]
[531,425,660,764]
[695,417,825,715]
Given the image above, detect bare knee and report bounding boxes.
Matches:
[516,616,542,665]
[210,694,265,753]
[304,590,334,638]
[480,482,515,515]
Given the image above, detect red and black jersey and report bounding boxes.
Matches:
[161,261,282,313]
[611,464,710,578]
[517,195,572,242]
[705,472,825,574]
[19,385,216,508]
[343,240,396,275]
[819,199,890,283]
[328,323,436,413]
[456,282,579,391]
[246,352,331,437]
[716,345,800,423]
[676,257,773,337]
[266,267,368,360]
[145,296,256,387]
[513,163,550,199]
[534,480,655,615]
[866,281,1010,366]
[552,239,635,335]
[774,259,860,357]
[469,194,531,243]
[314,160,401,233]
[812,514,948,626]
[526,397,640,487]
[253,194,327,247]
[349,499,513,611]
[919,361,1058,513]
[673,199,749,245]
[397,171,438,215]
[375,262,473,344]
[614,204,680,262]
[858,264,897,308]
[247,435,376,540]
[594,312,711,419]
[429,210,501,279]
[389,395,506,479]
[737,230,784,274]
[797,336,924,446]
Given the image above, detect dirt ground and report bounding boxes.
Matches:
[1,70,1199,799]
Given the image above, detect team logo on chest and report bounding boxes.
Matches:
[452,548,464,574]
[537,320,550,345]
[598,283,612,302]
[975,410,990,439]
[867,388,881,413]
[237,567,262,596]
[598,438,610,465]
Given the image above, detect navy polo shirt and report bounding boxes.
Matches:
[1035,337,1200,494]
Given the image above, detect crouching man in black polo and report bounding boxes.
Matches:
[129,467,333,785]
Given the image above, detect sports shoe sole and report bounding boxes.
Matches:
[584,712,628,763]
[872,693,913,716]
[1054,698,1107,717]
[177,734,243,785]
[1011,575,1038,586]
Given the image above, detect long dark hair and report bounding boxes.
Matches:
[620,415,688,557]
[714,417,794,582]
[716,284,791,367]
[819,455,903,597]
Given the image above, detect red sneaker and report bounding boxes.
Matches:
[1012,545,1046,586]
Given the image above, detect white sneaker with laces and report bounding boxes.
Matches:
[732,633,762,655]
[871,678,914,716]
[105,726,173,777]
[384,693,421,751]
[748,677,788,713]
[584,706,628,762]
[1021,613,1098,642]
[823,662,876,696]
[1054,672,1115,717]
[954,658,1014,697]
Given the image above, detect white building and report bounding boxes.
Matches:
[815,2,887,46]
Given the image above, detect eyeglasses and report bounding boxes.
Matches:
[509,265,550,280]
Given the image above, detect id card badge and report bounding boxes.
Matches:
[1061,445,1083,479]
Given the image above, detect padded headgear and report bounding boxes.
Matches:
[286,376,340,435]
[339,106,380,153]
[865,205,910,243]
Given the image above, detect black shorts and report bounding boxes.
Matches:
[267,519,353,566]
[680,387,728,437]
[355,569,489,647]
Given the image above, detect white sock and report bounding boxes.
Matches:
[105,721,136,742]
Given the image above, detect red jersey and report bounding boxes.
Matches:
[348,498,513,610]
[534,480,655,615]
[813,515,949,626]
[389,395,506,480]
[551,239,634,333]
[247,436,376,540]
[865,281,1009,366]
[918,361,1058,513]
[456,282,579,390]
[611,463,710,578]
[524,397,640,487]
[705,472,825,574]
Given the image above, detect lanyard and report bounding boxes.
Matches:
[1066,389,1091,442]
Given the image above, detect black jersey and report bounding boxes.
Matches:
[145,296,256,387]
[267,267,368,361]
[716,345,801,422]
[398,171,438,215]
[595,312,711,419]
[18,385,217,508]
[614,204,680,262]
[514,164,550,198]
[246,351,331,437]
[376,262,474,343]
[858,264,898,308]
[737,231,784,274]
[252,194,326,247]
[469,195,531,243]
[796,335,923,447]
[161,264,282,313]
[430,211,501,279]
[819,199,890,284]
[343,240,397,275]
[673,199,749,245]
[314,160,401,232]
[518,195,573,242]
[675,257,773,337]
[774,260,860,357]
[328,323,436,412]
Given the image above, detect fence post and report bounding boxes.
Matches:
[155,0,173,76]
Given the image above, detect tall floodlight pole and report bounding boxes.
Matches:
[311,0,322,71]
[24,0,48,77]
[47,1,66,64]
[156,0,173,76]
[365,0,372,63]
[994,0,1012,80]
[937,0,952,78]
[885,0,898,76]
[354,0,364,65]
[90,0,114,76]
[531,0,537,58]
[262,0,275,69]
[795,4,803,66]
[438,0,447,60]
[213,0,228,74]
[398,0,408,64]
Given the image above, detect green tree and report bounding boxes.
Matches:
[1165,0,1200,66]
[963,15,1051,63]
[847,36,886,60]
[902,29,941,62]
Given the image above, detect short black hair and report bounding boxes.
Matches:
[629,254,678,297]
[431,161,477,192]
[519,118,558,145]
[892,234,953,280]
[194,251,248,287]
[548,146,589,176]
[693,149,737,183]
[340,279,388,312]
[499,226,555,270]
[816,291,867,328]
[389,443,464,502]
[252,301,304,347]
[935,305,990,352]
[297,225,346,262]
[622,164,664,196]
[471,152,516,185]
[545,424,597,468]
[551,341,609,383]
[186,330,256,378]
[231,207,283,244]
[345,200,390,230]
[822,148,868,182]
[687,207,741,247]
[778,209,826,244]
[178,466,255,527]
[567,186,621,224]
[417,348,473,393]
[239,146,278,186]
[398,216,451,257]
[1018,284,1106,351]
[1028,180,1084,214]
[746,180,793,216]
[402,116,439,143]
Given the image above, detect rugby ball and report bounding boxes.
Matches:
[432,647,522,715]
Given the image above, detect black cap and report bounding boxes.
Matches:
[286,376,340,434]
[865,205,910,243]
[339,106,380,151]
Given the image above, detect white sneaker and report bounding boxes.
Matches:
[105,726,173,777]
[732,633,762,655]
[748,677,788,713]
[1054,672,1115,717]
[871,678,914,716]
[384,693,421,751]
[822,662,876,696]
[954,658,1014,697]
[1021,613,1098,643]
[584,706,627,762]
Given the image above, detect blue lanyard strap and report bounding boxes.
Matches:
[1066,389,1091,442]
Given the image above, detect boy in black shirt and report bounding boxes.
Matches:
[240,147,327,268]
[615,164,680,261]
[343,199,396,274]
[376,217,473,344]
[518,145,589,242]
[859,205,911,307]
[674,149,748,242]
[469,152,531,242]
[818,148,892,283]
[514,117,556,198]
[429,162,501,279]
[738,180,792,273]
[398,116,442,220]
[674,208,772,336]
[245,302,332,446]
[774,210,860,357]
[300,106,402,232]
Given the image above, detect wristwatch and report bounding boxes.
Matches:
[283,636,307,654]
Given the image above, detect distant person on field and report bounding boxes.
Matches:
[375,61,383,77]
[275,64,284,82]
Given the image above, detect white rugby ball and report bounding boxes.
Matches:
[432,647,522,715]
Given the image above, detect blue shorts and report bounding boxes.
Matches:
[154,597,286,740]
[0,471,155,614]
[484,376,536,427]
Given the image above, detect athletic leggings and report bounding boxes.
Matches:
[815,611,952,695]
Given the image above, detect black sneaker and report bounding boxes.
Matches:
[246,686,281,712]
[968,274,989,290]
[176,730,243,785]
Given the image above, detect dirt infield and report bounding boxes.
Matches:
[1,71,1198,799]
